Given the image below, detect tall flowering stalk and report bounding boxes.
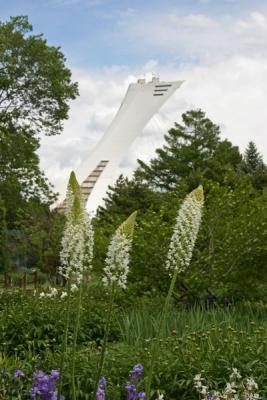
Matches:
[146,186,204,399]
[58,171,94,400]
[58,173,94,285]
[102,211,137,289]
[93,211,137,399]
[166,185,204,276]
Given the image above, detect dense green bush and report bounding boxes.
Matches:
[186,179,267,297]
[0,287,121,357]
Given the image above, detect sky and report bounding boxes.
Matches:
[1,0,267,195]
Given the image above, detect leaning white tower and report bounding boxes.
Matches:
[57,76,183,213]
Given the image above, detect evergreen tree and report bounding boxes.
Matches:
[136,109,240,190]
[96,175,162,221]
[238,142,267,190]
[242,141,263,173]
[0,196,9,272]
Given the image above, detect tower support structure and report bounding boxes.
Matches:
[56,77,183,213]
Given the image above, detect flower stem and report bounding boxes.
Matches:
[92,286,115,399]
[70,283,83,400]
[58,280,71,400]
[146,270,179,399]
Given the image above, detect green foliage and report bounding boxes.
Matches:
[0,294,266,399]
[242,141,263,173]
[0,196,9,272]
[203,139,242,185]
[9,206,65,272]
[96,173,264,300]
[0,16,78,136]
[238,141,267,190]
[188,179,267,297]
[97,110,267,299]
[97,175,161,219]
[136,110,241,190]
[0,15,78,270]
[94,176,165,278]
[0,287,120,358]
[0,123,56,225]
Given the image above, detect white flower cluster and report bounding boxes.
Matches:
[40,287,58,299]
[40,172,94,300]
[102,230,131,289]
[39,286,78,300]
[58,211,94,284]
[166,186,204,276]
[58,172,94,285]
[194,369,260,400]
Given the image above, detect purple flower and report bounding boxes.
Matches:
[126,364,145,399]
[29,369,63,400]
[138,393,145,399]
[96,377,106,400]
[50,370,60,379]
[126,383,138,400]
[13,369,25,379]
[129,364,144,382]
[125,383,146,399]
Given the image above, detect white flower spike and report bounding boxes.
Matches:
[59,171,94,285]
[166,185,204,276]
[103,211,137,289]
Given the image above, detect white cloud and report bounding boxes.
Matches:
[38,7,267,205]
[115,10,267,62]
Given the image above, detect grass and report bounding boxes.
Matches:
[117,301,267,346]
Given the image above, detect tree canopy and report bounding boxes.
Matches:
[0,122,55,223]
[0,16,78,136]
[136,110,241,191]
[0,15,78,226]
[0,15,78,270]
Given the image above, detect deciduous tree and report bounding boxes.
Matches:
[0,16,78,136]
